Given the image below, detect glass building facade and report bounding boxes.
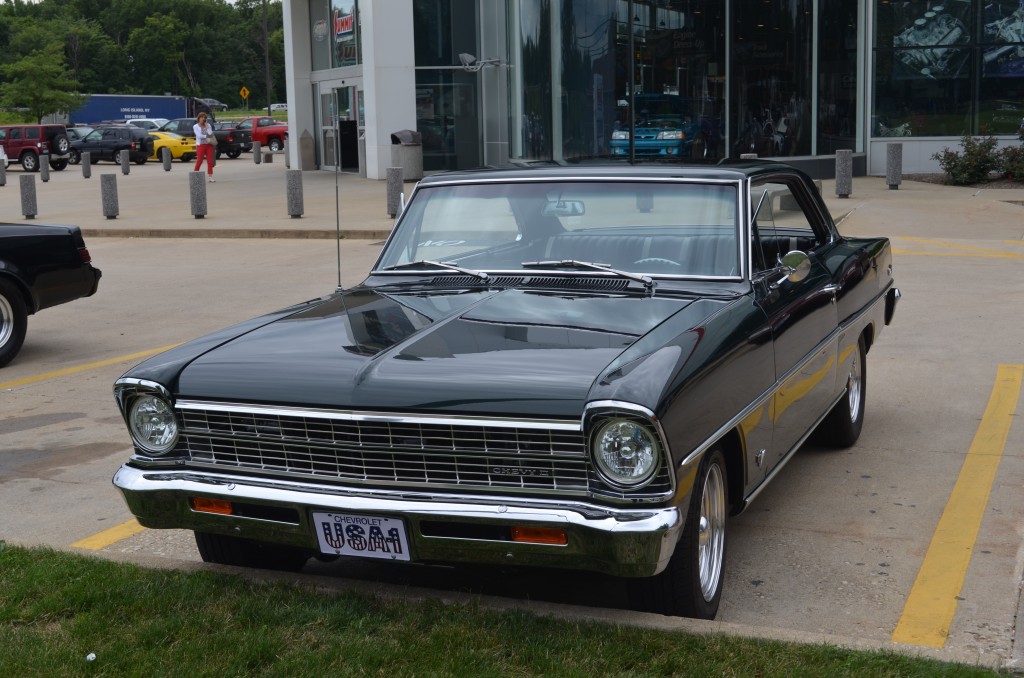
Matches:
[291,0,1024,176]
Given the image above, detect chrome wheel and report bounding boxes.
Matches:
[0,294,12,348]
[847,353,863,425]
[698,462,726,602]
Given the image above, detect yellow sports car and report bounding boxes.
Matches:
[148,131,196,162]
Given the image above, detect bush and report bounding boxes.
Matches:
[931,135,999,185]
[997,144,1024,184]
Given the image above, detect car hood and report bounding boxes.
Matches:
[170,285,720,418]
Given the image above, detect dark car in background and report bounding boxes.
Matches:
[158,118,251,158]
[0,124,71,171]
[0,223,101,367]
[68,125,154,165]
[111,162,899,620]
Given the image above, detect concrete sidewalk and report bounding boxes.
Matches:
[1,156,1023,241]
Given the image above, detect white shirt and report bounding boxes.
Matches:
[194,122,214,145]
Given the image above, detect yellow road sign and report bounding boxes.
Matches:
[240,86,250,100]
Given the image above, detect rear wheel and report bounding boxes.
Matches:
[628,448,728,619]
[68,149,81,165]
[226,149,242,159]
[194,532,312,572]
[815,335,866,448]
[49,158,68,171]
[0,278,28,368]
[268,137,283,152]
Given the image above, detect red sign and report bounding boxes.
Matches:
[333,10,354,39]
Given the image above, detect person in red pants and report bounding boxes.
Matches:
[193,112,216,182]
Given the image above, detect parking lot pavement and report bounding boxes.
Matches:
[0,156,397,239]
[2,165,1024,669]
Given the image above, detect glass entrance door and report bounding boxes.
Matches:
[317,84,360,171]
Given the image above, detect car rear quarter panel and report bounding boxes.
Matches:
[0,225,99,312]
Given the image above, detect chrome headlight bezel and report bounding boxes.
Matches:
[588,413,664,490]
[115,379,180,456]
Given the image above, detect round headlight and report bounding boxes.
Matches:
[592,419,660,487]
[128,395,179,454]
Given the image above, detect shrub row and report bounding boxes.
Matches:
[932,135,1024,186]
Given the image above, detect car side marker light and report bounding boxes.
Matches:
[190,497,234,515]
[511,526,568,545]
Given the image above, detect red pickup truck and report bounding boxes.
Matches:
[234,117,288,152]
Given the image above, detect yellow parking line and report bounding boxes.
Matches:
[71,519,145,551]
[891,364,1024,648]
[0,344,180,390]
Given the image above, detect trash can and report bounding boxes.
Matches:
[390,129,423,181]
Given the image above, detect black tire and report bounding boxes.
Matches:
[134,156,147,165]
[226,149,241,159]
[49,158,68,171]
[90,154,100,164]
[68,149,81,165]
[0,277,29,368]
[20,152,39,172]
[268,137,283,152]
[628,448,728,619]
[194,531,311,572]
[815,335,867,448]
[51,134,70,155]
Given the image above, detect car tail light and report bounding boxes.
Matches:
[130,141,136,150]
[78,246,92,264]
[227,133,234,142]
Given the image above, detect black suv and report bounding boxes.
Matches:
[67,125,154,165]
[0,124,71,171]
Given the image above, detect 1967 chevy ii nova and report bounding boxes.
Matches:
[113,162,899,619]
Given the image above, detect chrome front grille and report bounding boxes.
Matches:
[176,403,592,494]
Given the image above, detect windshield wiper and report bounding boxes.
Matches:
[380,260,489,281]
[521,259,654,291]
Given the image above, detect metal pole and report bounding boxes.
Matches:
[264,0,272,116]
[628,0,635,164]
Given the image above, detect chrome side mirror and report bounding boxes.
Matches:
[772,250,811,287]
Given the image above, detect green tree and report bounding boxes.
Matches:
[0,42,83,122]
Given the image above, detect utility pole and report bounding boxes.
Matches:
[263,0,272,116]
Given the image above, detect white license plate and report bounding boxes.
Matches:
[312,511,411,561]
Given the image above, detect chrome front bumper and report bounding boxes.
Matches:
[113,465,683,578]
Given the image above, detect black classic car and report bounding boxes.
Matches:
[112,162,899,619]
[0,223,102,367]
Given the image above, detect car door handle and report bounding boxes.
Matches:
[823,283,840,303]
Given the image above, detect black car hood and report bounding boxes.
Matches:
[174,286,715,417]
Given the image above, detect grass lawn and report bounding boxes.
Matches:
[0,542,1004,677]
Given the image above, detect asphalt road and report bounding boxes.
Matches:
[1,197,1023,669]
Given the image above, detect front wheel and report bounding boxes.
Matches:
[194,532,312,572]
[814,335,867,448]
[49,159,68,171]
[20,152,39,172]
[627,448,728,619]
[0,278,29,368]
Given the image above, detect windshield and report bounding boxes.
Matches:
[375,180,741,278]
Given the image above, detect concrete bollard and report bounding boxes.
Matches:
[284,140,290,169]
[1,160,7,187]
[40,156,50,182]
[835,149,853,199]
[161,147,172,171]
[886,142,903,190]
[82,153,92,178]
[189,171,207,219]
[101,174,119,219]
[120,149,130,175]
[253,141,262,164]
[263,151,274,163]
[286,169,303,218]
[740,153,758,160]
[20,175,37,219]
[386,167,403,218]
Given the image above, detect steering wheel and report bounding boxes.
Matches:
[634,257,681,267]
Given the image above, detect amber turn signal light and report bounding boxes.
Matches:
[190,497,234,515]
[511,526,568,545]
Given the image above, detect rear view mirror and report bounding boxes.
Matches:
[543,199,585,217]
